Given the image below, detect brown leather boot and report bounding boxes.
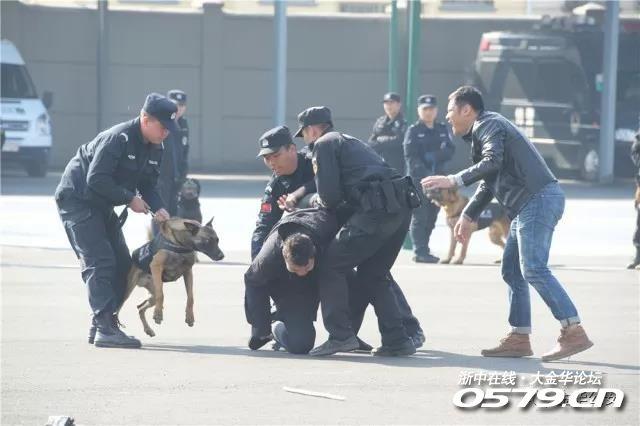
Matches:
[542,324,593,362]
[481,332,533,357]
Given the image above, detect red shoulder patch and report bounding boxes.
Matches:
[260,202,272,213]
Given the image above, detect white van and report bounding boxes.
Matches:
[1,39,53,177]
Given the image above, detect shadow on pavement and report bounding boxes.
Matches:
[141,344,639,374]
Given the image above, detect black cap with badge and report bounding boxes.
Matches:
[294,106,333,138]
[418,94,437,108]
[167,89,187,105]
[383,92,401,103]
[142,93,179,133]
[257,125,294,157]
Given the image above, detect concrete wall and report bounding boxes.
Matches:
[1,1,538,173]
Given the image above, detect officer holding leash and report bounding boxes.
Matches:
[54,93,173,348]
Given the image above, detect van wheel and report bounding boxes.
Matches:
[25,158,47,177]
[579,148,599,182]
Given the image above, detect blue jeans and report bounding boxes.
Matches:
[501,182,580,334]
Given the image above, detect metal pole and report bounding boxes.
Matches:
[274,0,287,126]
[598,1,619,183]
[402,0,421,251]
[388,0,398,93]
[97,0,108,131]
[405,0,421,124]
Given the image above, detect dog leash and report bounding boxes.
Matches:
[118,206,156,228]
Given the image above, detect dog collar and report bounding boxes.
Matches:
[155,233,193,254]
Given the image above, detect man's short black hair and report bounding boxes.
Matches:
[282,233,316,267]
[449,86,484,112]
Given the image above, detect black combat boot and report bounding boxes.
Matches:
[88,313,133,344]
[309,336,359,356]
[93,311,141,348]
[411,328,426,349]
[371,337,416,357]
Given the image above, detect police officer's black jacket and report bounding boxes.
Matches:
[312,131,400,210]
[403,120,454,179]
[368,113,407,165]
[250,152,316,259]
[456,111,556,221]
[157,117,189,214]
[55,117,164,214]
[244,208,338,334]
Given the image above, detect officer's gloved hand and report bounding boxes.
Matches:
[248,326,273,350]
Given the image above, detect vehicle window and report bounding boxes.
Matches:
[617,71,640,105]
[502,60,536,100]
[536,60,588,104]
[1,63,38,99]
[476,60,498,94]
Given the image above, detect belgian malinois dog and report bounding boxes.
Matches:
[121,217,224,337]
[425,187,510,265]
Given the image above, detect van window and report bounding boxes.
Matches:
[1,63,38,99]
[618,71,640,105]
[477,60,498,94]
[536,60,587,105]
[503,60,536,100]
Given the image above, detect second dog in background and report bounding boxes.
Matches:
[425,187,510,265]
[177,178,202,224]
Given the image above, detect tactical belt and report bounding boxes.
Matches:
[348,176,422,213]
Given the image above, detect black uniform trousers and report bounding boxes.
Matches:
[269,278,319,355]
[409,194,440,257]
[348,271,421,339]
[318,206,412,346]
[56,195,131,316]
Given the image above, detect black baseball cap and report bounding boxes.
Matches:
[257,125,294,157]
[418,94,437,108]
[294,106,333,138]
[142,93,179,133]
[167,89,187,105]
[383,92,401,103]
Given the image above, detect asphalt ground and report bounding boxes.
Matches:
[1,172,638,425]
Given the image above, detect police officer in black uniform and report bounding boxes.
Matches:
[368,92,407,174]
[249,126,425,352]
[251,126,315,260]
[154,89,189,231]
[54,93,174,348]
[404,95,455,263]
[294,106,421,357]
